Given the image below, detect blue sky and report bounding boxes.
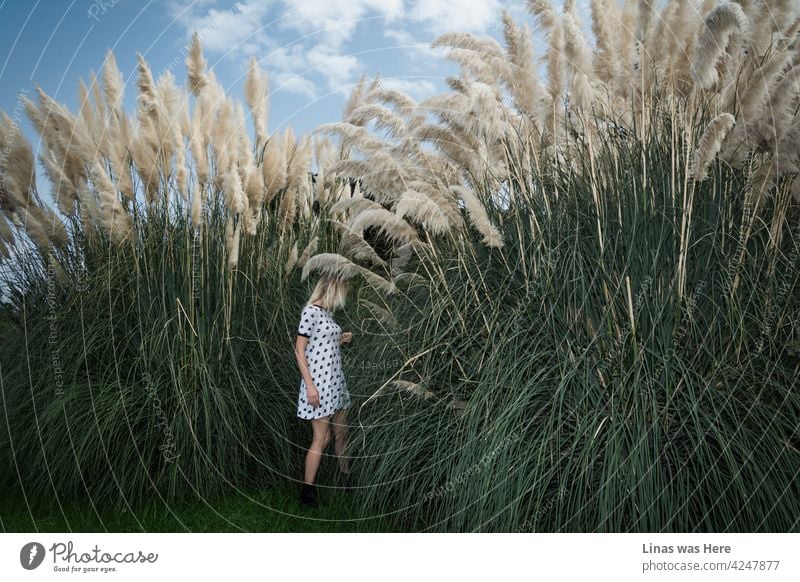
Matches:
[0,0,554,141]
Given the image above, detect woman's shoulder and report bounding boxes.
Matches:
[302,303,331,318]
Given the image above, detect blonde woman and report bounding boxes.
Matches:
[295,275,353,508]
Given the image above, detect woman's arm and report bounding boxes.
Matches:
[295,336,319,406]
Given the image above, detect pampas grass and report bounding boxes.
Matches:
[394,190,451,235]
[332,219,388,268]
[690,2,750,89]
[691,112,736,180]
[1,0,799,534]
[245,57,269,148]
[348,207,419,245]
[297,235,318,268]
[449,185,503,248]
[301,251,395,294]
[88,159,133,243]
[391,380,436,400]
[186,32,208,97]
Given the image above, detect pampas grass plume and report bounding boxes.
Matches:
[690,2,750,89]
[186,32,208,96]
[348,207,419,245]
[395,190,450,235]
[450,185,503,248]
[245,56,269,147]
[691,112,736,181]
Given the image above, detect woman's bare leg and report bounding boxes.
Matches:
[304,416,331,485]
[331,408,350,474]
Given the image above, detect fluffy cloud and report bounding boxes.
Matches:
[170,0,515,98]
[406,0,503,35]
[306,47,362,94]
[272,72,318,99]
[282,0,405,47]
[172,1,273,53]
[380,77,437,98]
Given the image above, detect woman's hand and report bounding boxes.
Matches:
[307,384,320,407]
[341,332,353,345]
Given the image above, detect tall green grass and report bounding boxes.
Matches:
[0,187,347,509]
[1,108,798,533]
[345,117,800,532]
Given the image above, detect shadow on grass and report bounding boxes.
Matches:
[0,480,398,533]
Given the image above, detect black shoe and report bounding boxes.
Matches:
[300,483,319,508]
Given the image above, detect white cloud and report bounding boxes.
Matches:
[380,77,437,98]
[177,1,274,53]
[383,27,440,61]
[264,44,305,72]
[168,0,516,100]
[273,72,318,99]
[282,0,404,48]
[278,0,406,93]
[407,0,503,35]
[306,47,362,93]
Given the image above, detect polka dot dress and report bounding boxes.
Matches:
[296,303,351,420]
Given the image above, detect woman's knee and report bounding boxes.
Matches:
[312,427,331,449]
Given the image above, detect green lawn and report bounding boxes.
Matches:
[0,482,392,533]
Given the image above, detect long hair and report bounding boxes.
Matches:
[307,275,349,312]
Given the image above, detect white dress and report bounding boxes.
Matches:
[296,303,350,419]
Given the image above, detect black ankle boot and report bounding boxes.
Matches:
[300,483,319,508]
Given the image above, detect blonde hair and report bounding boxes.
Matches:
[307,275,349,312]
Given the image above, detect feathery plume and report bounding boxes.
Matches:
[431,32,505,59]
[562,10,595,112]
[330,195,384,217]
[317,121,387,155]
[298,236,318,268]
[394,190,451,235]
[0,213,13,257]
[348,103,407,137]
[191,183,203,226]
[526,0,557,31]
[286,133,311,194]
[690,2,750,89]
[331,219,388,267]
[502,11,540,117]
[103,50,124,113]
[245,56,269,147]
[360,298,399,330]
[691,112,736,180]
[89,71,106,138]
[301,252,359,281]
[348,207,419,245]
[89,159,133,243]
[637,0,656,42]
[228,217,242,268]
[222,167,246,214]
[39,149,77,214]
[0,112,36,210]
[391,380,435,400]
[343,74,371,122]
[262,131,288,202]
[450,185,503,248]
[590,0,620,85]
[546,18,565,122]
[286,239,299,273]
[186,32,208,96]
[136,53,159,118]
[367,87,418,113]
